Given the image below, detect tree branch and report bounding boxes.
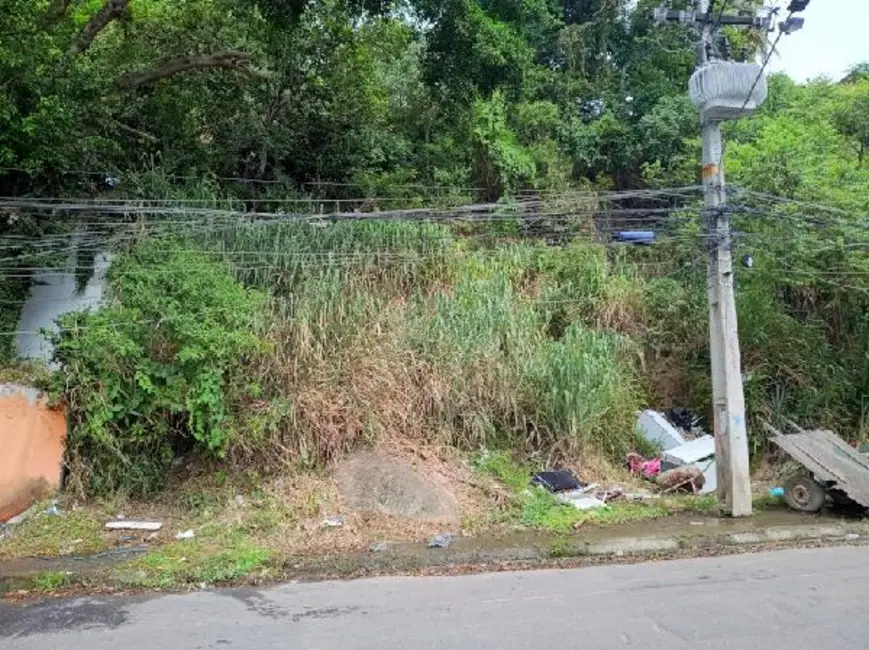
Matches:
[114,121,159,143]
[44,0,75,26]
[116,51,268,90]
[68,0,128,56]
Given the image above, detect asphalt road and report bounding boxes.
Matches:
[3,545,869,649]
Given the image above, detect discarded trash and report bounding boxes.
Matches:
[105,521,163,532]
[623,490,659,501]
[594,488,624,503]
[660,436,717,495]
[846,533,860,541]
[321,516,344,528]
[369,541,392,553]
[44,502,62,517]
[531,470,583,493]
[667,408,702,435]
[234,494,246,508]
[428,532,454,548]
[175,529,196,540]
[662,436,715,466]
[769,487,785,498]
[626,453,662,479]
[556,491,607,511]
[637,410,686,451]
[656,466,705,493]
[698,459,717,495]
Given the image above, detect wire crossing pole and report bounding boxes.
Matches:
[695,0,749,517]
[654,0,777,516]
[701,101,751,517]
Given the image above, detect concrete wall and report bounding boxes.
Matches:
[0,385,66,522]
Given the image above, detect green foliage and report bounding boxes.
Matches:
[4,0,869,487]
[0,503,109,559]
[129,529,270,587]
[472,449,532,490]
[406,244,644,455]
[52,242,267,495]
[0,0,731,195]
[471,91,536,198]
[833,80,869,166]
[30,571,71,592]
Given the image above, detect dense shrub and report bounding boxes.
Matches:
[52,242,266,495]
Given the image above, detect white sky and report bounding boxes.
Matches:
[768,0,869,81]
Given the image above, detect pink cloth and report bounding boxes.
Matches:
[640,458,661,478]
[627,453,661,479]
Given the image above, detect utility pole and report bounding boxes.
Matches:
[697,0,750,517]
[652,1,793,516]
[651,0,811,515]
[702,50,748,519]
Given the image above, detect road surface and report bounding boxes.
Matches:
[2,546,868,649]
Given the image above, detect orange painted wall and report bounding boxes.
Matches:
[0,386,66,522]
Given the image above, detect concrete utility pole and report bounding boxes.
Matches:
[653,0,780,516]
[697,0,750,517]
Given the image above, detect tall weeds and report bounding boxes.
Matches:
[197,224,647,468]
[53,205,869,494]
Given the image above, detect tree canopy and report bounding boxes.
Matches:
[0,0,865,201]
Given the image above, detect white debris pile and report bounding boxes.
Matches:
[636,409,716,495]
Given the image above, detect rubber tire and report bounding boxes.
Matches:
[783,474,826,513]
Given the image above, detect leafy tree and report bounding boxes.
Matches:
[833,80,869,165]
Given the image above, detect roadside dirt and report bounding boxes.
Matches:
[3,518,867,603]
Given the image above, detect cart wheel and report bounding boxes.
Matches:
[783,474,826,513]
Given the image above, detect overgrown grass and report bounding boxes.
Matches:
[471,450,726,533]
[0,504,108,559]
[29,571,71,592]
[123,526,272,588]
[47,210,869,496]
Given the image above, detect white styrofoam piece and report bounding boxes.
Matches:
[556,491,607,511]
[662,435,715,465]
[699,459,717,495]
[105,521,163,531]
[637,410,686,451]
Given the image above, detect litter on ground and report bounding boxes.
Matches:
[636,410,686,451]
[105,521,163,532]
[662,435,714,466]
[428,532,454,548]
[530,470,583,493]
[556,491,607,510]
[321,516,344,528]
[656,466,705,493]
[626,453,661,479]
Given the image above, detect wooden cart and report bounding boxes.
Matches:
[767,425,869,513]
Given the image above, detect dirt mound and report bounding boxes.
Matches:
[336,451,459,522]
